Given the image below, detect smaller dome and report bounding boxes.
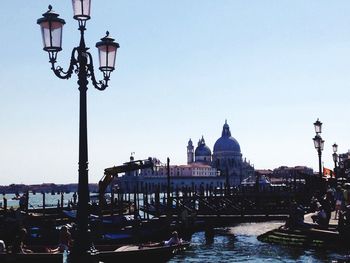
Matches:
[195,136,211,157]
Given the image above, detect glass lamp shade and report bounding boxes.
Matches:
[37,5,65,52]
[313,135,319,149]
[313,118,322,134]
[72,0,91,21]
[332,143,338,153]
[96,32,120,75]
[313,135,323,150]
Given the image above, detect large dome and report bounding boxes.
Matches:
[213,121,241,153]
[195,136,212,157]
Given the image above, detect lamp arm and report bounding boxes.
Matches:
[50,48,78,80]
[86,52,109,91]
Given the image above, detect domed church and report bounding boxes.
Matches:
[187,120,254,186]
[117,120,254,192]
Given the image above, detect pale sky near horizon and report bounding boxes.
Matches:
[1,1,350,185]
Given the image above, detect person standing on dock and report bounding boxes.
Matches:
[334,186,344,220]
[321,191,333,227]
[286,201,306,229]
[343,184,350,207]
[73,192,77,205]
[19,194,26,210]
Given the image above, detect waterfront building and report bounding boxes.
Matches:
[241,174,272,191]
[253,166,314,190]
[272,166,313,183]
[115,121,254,192]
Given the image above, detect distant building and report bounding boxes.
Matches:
[273,166,313,179]
[241,174,272,191]
[116,121,254,192]
[253,166,314,186]
[141,163,217,177]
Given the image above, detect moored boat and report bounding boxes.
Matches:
[0,242,190,263]
[97,241,190,263]
[0,250,63,263]
[257,225,346,249]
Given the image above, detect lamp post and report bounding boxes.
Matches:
[313,119,324,178]
[332,143,338,179]
[37,2,119,261]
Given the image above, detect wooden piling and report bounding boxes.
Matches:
[42,192,46,217]
[3,195,7,211]
[61,192,64,209]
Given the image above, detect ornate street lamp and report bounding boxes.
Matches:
[313,132,324,178]
[332,143,338,179]
[314,118,322,134]
[37,4,119,262]
[332,143,338,153]
[313,117,324,179]
[37,6,65,63]
[72,0,91,22]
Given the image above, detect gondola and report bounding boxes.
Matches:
[98,241,190,262]
[0,242,190,263]
[0,250,63,263]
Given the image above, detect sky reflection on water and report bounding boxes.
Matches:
[170,222,350,263]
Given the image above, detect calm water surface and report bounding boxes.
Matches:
[4,193,350,262]
[170,222,350,263]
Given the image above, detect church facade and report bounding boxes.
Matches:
[187,120,254,186]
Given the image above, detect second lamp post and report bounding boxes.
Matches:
[313,119,324,178]
[332,143,338,179]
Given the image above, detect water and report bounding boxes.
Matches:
[4,193,350,262]
[170,222,350,263]
[3,193,77,209]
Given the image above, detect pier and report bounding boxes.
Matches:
[0,185,294,240]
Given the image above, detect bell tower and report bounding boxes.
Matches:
[187,139,194,164]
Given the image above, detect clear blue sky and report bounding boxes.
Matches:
[1,1,350,185]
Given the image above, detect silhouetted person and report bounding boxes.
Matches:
[163,231,181,246]
[12,228,33,254]
[47,225,73,253]
[19,194,26,210]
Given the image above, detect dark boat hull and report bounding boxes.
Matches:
[0,252,63,263]
[0,242,190,263]
[98,242,190,263]
[258,226,347,249]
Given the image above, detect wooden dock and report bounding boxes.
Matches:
[258,211,346,250]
